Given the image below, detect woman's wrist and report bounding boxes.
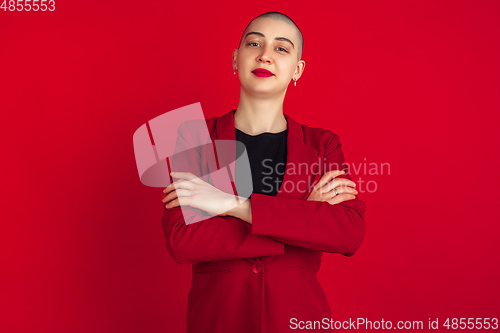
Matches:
[227,196,253,224]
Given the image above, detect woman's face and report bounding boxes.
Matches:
[233,17,305,96]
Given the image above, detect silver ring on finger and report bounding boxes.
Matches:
[334,187,339,196]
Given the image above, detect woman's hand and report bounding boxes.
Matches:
[306,170,358,205]
[162,172,237,217]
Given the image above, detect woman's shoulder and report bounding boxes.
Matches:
[301,123,337,138]
[177,109,224,133]
[300,123,340,151]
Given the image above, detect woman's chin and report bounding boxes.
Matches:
[242,83,285,96]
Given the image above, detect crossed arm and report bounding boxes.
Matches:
[161,126,366,264]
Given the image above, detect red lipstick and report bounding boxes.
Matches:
[252,68,274,77]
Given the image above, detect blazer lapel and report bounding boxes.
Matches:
[277,113,321,200]
[213,109,321,201]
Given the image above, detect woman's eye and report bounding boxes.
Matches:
[247,42,288,53]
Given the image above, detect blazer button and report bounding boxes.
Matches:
[251,263,262,274]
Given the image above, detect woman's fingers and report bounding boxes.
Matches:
[317,178,357,194]
[162,188,192,206]
[314,176,358,202]
[320,185,358,200]
[319,177,356,194]
[326,193,357,205]
[163,179,196,195]
[163,189,178,205]
[314,170,345,189]
[322,181,358,195]
[165,197,180,209]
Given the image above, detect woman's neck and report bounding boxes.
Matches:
[234,90,288,135]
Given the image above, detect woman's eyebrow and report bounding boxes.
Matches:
[245,31,295,48]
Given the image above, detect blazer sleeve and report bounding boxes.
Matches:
[161,122,285,265]
[162,207,285,264]
[248,133,366,256]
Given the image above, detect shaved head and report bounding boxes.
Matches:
[238,12,303,61]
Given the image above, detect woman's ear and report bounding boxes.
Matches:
[294,60,306,79]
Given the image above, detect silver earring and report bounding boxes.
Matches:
[234,69,236,76]
[294,78,297,86]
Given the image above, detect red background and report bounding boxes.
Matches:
[1,1,499,332]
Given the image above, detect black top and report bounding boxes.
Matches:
[234,127,288,197]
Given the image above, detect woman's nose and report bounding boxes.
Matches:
[257,46,273,63]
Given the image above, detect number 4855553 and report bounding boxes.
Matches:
[1,0,55,11]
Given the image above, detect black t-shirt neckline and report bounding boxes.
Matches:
[235,128,288,138]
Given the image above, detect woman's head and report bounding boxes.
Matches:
[238,12,303,61]
[233,12,306,97]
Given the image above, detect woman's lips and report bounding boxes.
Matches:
[252,69,274,77]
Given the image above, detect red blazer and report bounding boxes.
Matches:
[162,109,366,333]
